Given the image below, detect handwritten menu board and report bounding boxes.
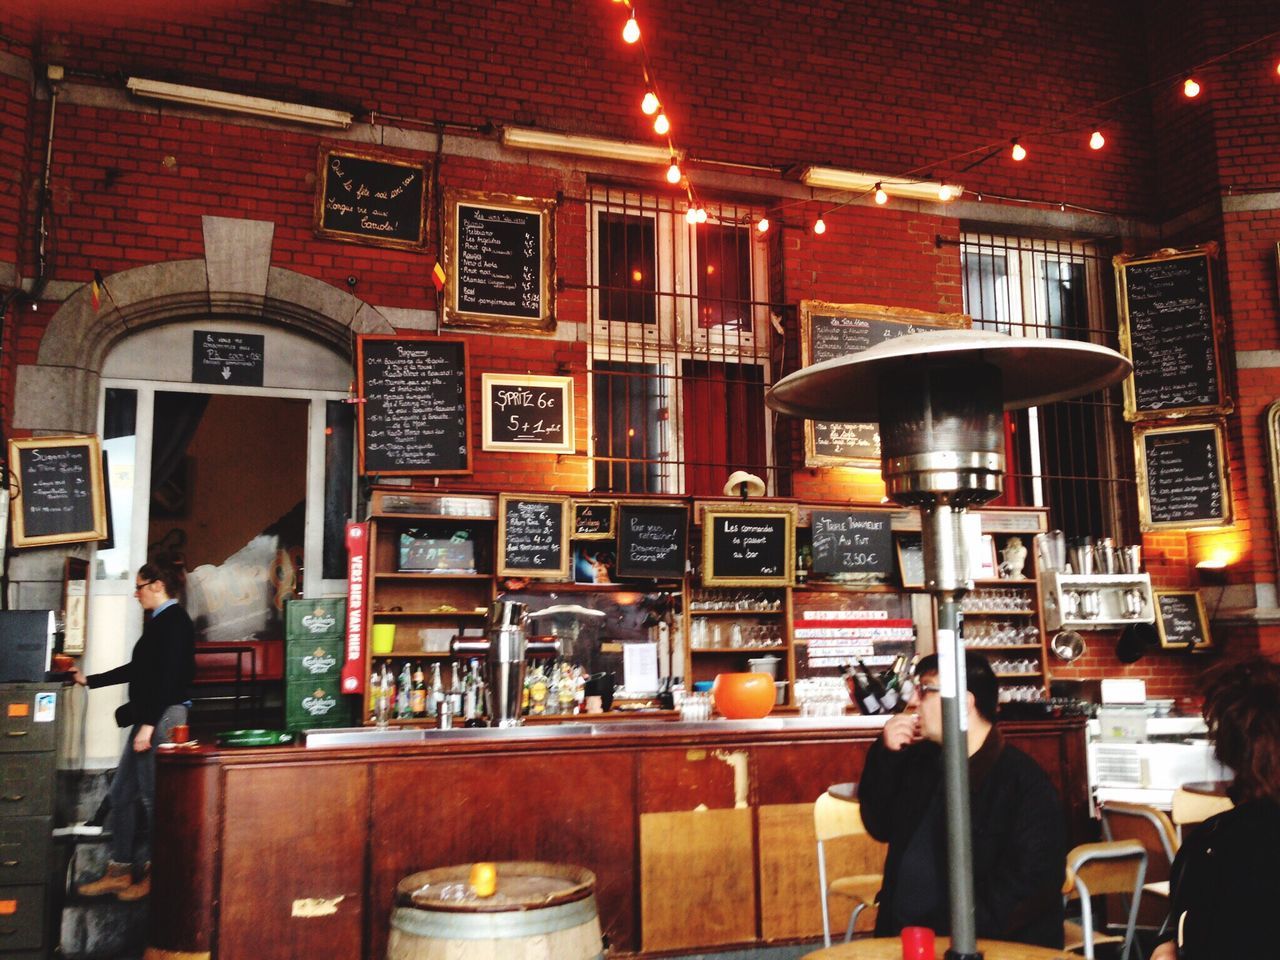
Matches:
[616,504,688,580]
[8,436,109,547]
[499,494,569,577]
[703,508,794,586]
[1136,422,1231,531]
[573,501,615,540]
[481,374,574,453]
[192,330,264,386]
[1155,591,1211,651]
[810,509,893,577]
[444,189,555,331]
[315,149,428,249]
[799,301,969,464]
[1116,249,1228,419]
[357,336,470,476]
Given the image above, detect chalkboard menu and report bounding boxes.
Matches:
[799,301,969,464]
[192,330,264,386]
[1155,590,1212,651]
[481,374,574,453]
[8,436,109,547]
[1116,248,1229,420]
[573,500,615,540]
[498,494,569,578]
[810,509,893,578]
[616,503,688,580]
[703,507,795,586]
[357,335,470,476]
[1135,421,1231,531]
[444,189,555,332]
[315,148,428,249]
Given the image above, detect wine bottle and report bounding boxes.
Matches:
[879,654,908,713]
[846,661,883,715]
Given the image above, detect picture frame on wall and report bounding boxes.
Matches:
[481,373,575,454]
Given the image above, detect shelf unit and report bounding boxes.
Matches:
[1038,571,1155,631]
[686,586,792,700]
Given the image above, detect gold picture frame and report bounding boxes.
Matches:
[1154,589,1212,651]
[701,504,796,587]
[314,146,429,250]
[572,500,616,540]
[8,435,109,547]
[1134,420,1232,531]
[480,373,575,454]
[498,493,570,579]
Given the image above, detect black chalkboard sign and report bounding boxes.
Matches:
[616,503,688,580]
[315,148,428,249]
[1155,590,1212,651]
[1117,249,1229,420]
[357,336,470,476]
[573,501,615,540]
[1136,422,1231,531]
[481,374,574,453]
[499,494,569,578]
[8,436,108,547]
[810,509,893,577]
[192,330,264,386]
[703,508,794,586]
[799,301,969,464]
[444,189,555,331]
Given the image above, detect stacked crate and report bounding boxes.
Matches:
[283,598,349,732]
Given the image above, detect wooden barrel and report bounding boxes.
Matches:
[387,861,603,960]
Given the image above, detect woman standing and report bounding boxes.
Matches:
[73,560,195,901]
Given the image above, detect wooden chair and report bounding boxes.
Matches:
[1170,787,1233,841]
[1099,800,1179,925]
[814,791,880,947]
[1062,840,1147,960]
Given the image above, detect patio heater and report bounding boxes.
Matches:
[767,329,1129,960]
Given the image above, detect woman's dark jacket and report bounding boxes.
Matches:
[88,603,196,727]
[859,728,1066,948]
[1166,798,1278,959]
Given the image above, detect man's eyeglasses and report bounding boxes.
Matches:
[916,683,942,697]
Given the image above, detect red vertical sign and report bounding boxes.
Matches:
[341,521,369,694]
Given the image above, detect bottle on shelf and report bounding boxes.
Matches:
[429,662,444,718]
[844,660,884,715]
[396,662,413,719]
[449,661,463,716]
[410,661,427,718]
[372,660,394,727]
[879,654,908,713]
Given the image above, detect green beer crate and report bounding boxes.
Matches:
[284,637,342,683]
[284,598,345,642]
[284,676,350,731]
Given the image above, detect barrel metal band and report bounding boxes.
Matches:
[391,894,600,943]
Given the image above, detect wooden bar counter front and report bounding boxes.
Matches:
[147,717,1088,960]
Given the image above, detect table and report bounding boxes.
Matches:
[1181,779,1231,797]
[803,936,1071,959]
[828,781,858,802]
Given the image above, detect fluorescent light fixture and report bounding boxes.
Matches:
[799,165,962,202]
[126,77,352,129]
[502,125,675,165]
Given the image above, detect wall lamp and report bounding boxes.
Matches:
[501,125,678,166]
[799,165,963,203]
[125,77,353,129]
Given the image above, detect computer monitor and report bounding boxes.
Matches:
[0,610,55,682]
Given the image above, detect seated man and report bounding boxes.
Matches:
[859,652,1065,948]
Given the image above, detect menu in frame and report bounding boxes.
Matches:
[498,494,570,578]
[702,506,795,587]
[1134,420,1231,531]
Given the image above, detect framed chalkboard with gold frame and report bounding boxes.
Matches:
[8,435,109,547]
[1134,420,1232,532]
[314,147,429,250]
[1154,590,1212,652]
[701,504,796,587]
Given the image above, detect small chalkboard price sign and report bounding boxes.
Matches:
[8,436,109,547]
[357,335,471,476]
[315,148,428,250]
[799,301,970,466]
[810,509,894,579]
[572,500,615,541]
[703,506,795,587]
[481,374,574,454]
[1155,590,1212,651]
[1135,421,1232,531]
[443,189,555,332]
[498,494,569,578]
[192,330,264,387]
[1115,246,1231,421]
[895,535,926,590]
[616,503,688,580]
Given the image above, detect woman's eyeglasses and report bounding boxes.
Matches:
[134,579,158,593]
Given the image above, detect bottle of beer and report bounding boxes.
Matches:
[410,661,427,718]
[449,661,463,716]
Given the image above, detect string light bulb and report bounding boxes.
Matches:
[695,207,707,223]
[938,183,958,201]
[874,182,888,205]
[622,14,640,44]
[1183,76,1201,98]
[653,112,670,135]
[665,158,681,184]
[756,217,769,233]
[1010,139,1027,162]
[813,214,826,235]
[1089,130,1105,150]
[641,91,659,115]
[685,206,698,225]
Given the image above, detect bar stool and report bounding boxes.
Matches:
[814,791,881,947]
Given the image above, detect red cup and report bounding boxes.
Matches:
[901,926,936,960]
[170,723,191,745]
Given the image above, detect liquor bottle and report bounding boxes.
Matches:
[464,659,485,727]
[449,661,463,716]
[410,661,427,718]
[372,660,393,727]
[429,663,444,718]
[846,661,883,715]
[397,662,413,719]
[557,662,576,715]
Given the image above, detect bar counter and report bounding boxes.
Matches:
[148,715,1088,960]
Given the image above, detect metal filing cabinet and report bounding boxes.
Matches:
[0,683,62,960]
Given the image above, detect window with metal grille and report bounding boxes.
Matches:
[587,186,772,496]
[958,232,1135,540]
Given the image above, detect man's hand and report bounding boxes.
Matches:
[881,712,920,751]
[1150,941,1177,960]
[133,723,154,752]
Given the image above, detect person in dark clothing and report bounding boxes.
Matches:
[859,652,1066,948]
[1152,655,1279,960]
[73,560,195,901]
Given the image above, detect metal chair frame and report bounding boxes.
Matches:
[1063,839,1148,960]
[814,791,876,948]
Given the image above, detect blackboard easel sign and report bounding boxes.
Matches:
[357,335,471,476]
[809,509,894,579]
[498,494,569,578]
[799,301,970,466]
[315,148,429,250]
[616,503,688,580]
[8,436,109,547]
[1155,590,1212,651]
[1115,245,1231,421]
[480,374,574,454]
[443,188,555,332]
[572,500,615,540]
[702,506,795,587]
[1135,421,1232,531]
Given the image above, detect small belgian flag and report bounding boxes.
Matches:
[90,270,104,312]
[431,261,446,293]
